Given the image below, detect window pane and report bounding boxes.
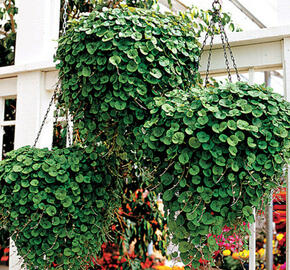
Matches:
[4,99,16,121]
[2,125,15,159]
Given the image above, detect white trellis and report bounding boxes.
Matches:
[0,0,289,269]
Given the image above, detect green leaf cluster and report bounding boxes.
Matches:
[140,82,289,266]
[55,7,200,165]
[0,6,289,270]
[0,145,120,269]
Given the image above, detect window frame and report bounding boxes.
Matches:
[0,95,16,160]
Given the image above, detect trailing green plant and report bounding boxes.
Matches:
[0,145,121,269]
[1,5,289,270]
[139,81,289,268]
[89,187,167,269]
[55,7,201,181]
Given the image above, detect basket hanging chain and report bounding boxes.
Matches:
[66,111,72,147]
[33,0,70,147]
[201,0,240,84]
[218,20,241,81]
[62,0,69,36]
[33,83,60,147]
[218,20,232,81]
[204,22,215,85]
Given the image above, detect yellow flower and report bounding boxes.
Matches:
[273,248,279,254]
[239,250,249,259]
[258,248,265,257]
[223,250,231,256]
[276,234,284,241]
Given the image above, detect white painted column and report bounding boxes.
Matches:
[15,0,60,65]
[283,37,290,270]
[10,1,60,269]
[248,68,256,270]
[0,98,4,160]
[14,71,55,149]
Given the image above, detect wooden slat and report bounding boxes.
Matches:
[0,77,17,97]
[200,41,283,75]
[283,37,290,270]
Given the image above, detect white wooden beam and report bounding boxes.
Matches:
[248,68,256,270]
[202,25,290,48]
[227,0,266,28]
[283,37,290,270]
[158,0,187,12]
[45,71,59,92]
[10,1,60,268]
[0,77,17,97]
[15,0,60,65]
[0,61,56,79]
[200,41,283,75]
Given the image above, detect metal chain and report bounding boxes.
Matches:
[33,0,70,147]
[197,27,211,67]
[33,83,60,147]
[62,0,69,35]
[204,23,215,85]
[66,110,72,147]
[199,0,241,84]
[219,22,241,81]
[218,20,232,82]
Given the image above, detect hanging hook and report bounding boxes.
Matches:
[212,0,221,12]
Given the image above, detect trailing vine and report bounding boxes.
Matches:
[140,81,289,268]
[0,5,289,270]
[89,188,167,269]
[55,7,201,183]
[0,146,121,269]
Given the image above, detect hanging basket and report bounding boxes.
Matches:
[0,145,121,268]
[0,2,289,270]
[141,80,289,267]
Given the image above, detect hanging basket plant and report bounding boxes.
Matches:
[55,7,201,176]
[0,2,289,270]
[0,6,203,269]
[140,81,289,268]
[0,145,121,269]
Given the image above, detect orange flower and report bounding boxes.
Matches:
[232,252,239,260]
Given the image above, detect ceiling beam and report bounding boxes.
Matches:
[158,0,187,12]
[227,0,266,29]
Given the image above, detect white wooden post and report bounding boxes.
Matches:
[248,68,256,270]
[10,0,60,268]
[14,0,60,65]
[0,98,4,159]
[283,37,290,270]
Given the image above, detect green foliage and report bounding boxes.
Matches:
[0,6,289,270]
[55,7,200,179]
[93,188,167,269]
[0,0,17,66]
[141,82,289,266]
[0,145,121,269]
